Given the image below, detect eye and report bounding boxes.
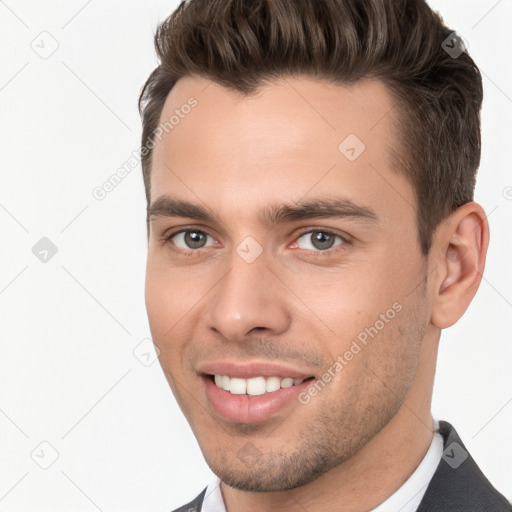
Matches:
[166,229,216,250]
[295,230,346,252]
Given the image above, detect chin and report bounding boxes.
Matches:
[202,439,345,493]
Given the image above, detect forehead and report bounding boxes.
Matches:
[153,74,397,161]
[149,74,413,226]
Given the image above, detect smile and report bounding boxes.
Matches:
[213,375,308,395]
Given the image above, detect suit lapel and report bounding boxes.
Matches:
[417,420,511,511]
[172,487,207,512]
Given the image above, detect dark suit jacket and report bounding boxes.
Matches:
[172,420,512,511]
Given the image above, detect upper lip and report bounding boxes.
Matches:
[196,361,315,379]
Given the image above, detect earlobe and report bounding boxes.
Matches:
[430,202,489,329]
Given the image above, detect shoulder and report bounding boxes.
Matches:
[417,420,512,511]
[169,487,207,512]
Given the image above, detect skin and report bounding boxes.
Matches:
[145,74,489,511]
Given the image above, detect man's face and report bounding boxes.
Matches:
[145,75,432,491]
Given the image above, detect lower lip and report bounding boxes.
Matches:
[203,375,313,423]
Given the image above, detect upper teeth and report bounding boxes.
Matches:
[214,375,305,395]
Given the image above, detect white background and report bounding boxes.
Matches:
[0,1,511,510]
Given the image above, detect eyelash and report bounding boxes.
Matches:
[161,227,351,258]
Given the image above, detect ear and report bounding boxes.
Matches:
[429,202,490,329]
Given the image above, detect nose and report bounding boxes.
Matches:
[204,248,291,342]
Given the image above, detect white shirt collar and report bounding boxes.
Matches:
[202,418,443,512]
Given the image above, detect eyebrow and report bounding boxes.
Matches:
[147,195,378,226]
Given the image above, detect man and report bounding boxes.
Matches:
[139,0,512,510]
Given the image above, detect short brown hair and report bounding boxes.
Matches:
[138,0,483,254]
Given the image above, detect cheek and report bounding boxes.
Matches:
[145,253,193,324]
[280,263,402,337]
[145,261,187,351]
[322,298,426,427]
[145,257,214,374]
[145,270,170,332]
[287,253,423,370]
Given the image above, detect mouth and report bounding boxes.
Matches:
[201,371,316,423]
[210,374,314,395]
